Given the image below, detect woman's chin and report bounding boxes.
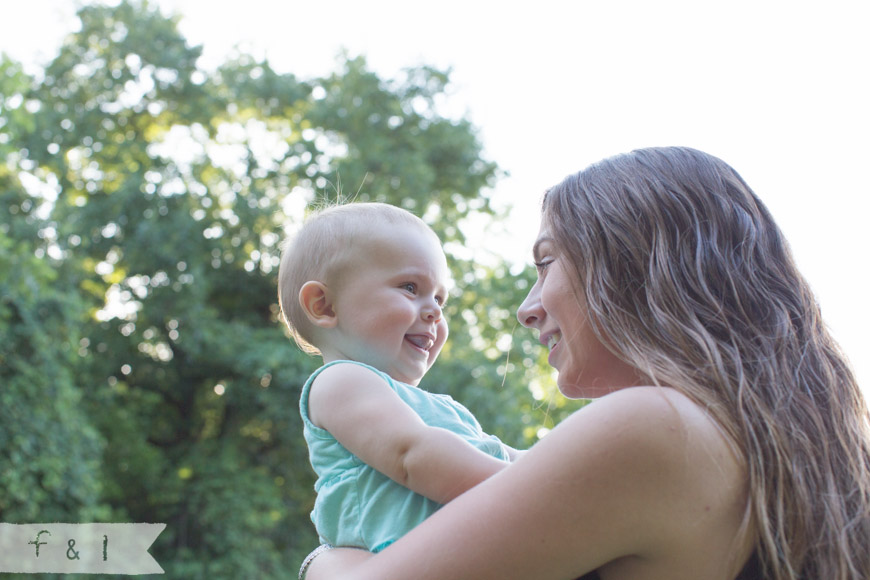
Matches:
[556,379,586,400]
[557,376,616,400]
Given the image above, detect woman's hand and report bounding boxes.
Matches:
[304,547,373,580]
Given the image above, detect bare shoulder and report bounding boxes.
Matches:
[566,386,739,460]
[518,386,751,576]
[311,360,384,388]
[307,362,392,427]
[545,385,746,500]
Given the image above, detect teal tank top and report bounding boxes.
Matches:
[300,360,510,552]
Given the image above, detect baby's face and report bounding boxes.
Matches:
[327,224,451,385]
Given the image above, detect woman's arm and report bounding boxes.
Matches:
[302,547,373,580]
[309,363,509,504]
[307,386,749,580]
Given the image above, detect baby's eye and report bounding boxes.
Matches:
[434,294,445,306]
[400,282,417,294]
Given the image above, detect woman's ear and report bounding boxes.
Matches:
[299,281,337,328]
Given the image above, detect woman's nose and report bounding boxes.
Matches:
[517,283,541,328]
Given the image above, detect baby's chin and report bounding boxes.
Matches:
[389,365,429,387]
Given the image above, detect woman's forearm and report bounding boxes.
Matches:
[304,546,373,580]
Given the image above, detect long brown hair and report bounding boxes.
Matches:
[543,147,870,579]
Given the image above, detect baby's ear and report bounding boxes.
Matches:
[299,281,337,328]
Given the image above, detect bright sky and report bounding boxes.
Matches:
[3,0,868,392]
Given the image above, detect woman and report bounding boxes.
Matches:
[304,147,870,580]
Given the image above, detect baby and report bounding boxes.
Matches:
[279,202,520,553]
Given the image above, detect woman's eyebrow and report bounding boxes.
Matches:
[532,237,555,261]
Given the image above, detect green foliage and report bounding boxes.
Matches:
[0,229,105,524]
[305,55,500,244]
[0,0,568,576]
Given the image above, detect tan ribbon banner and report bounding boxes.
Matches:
[0,523,165,574]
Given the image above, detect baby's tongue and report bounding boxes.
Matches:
[406,335,429,349]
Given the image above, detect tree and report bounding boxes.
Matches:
[0,52,107,533]
[0,1,572,575]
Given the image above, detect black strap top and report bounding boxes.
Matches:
[573,551,762,580]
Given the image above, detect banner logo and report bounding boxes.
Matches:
[0,523,165,574]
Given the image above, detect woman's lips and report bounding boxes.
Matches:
[544,331,562,367]
[546,332,561,350]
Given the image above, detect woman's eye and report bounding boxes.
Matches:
[534,260,552,275]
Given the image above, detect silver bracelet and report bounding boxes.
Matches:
[299,544,335,580]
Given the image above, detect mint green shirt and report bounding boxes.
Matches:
[300,360,510,552]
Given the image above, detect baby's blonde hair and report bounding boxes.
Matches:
[278,202,434,355]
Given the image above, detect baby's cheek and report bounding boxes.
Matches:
[437,320,449,348]
[429,324,448,362]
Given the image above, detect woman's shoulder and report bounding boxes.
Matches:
[569,385,738,455]
[554,385,746,492]
[524,385,741,484]
[521,385,752,576]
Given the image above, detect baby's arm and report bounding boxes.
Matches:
[308,363,509,504]
[504,446,527,462]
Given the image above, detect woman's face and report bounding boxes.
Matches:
[517,222,643,398]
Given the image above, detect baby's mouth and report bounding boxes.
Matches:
[406,334,434,351]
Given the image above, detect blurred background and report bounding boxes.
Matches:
[1,1,867,577]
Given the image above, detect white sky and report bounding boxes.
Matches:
[3,0,868,392]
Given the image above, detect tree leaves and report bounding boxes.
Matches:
[0,0,564,574]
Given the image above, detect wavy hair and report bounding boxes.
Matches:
[542,147,870,580]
